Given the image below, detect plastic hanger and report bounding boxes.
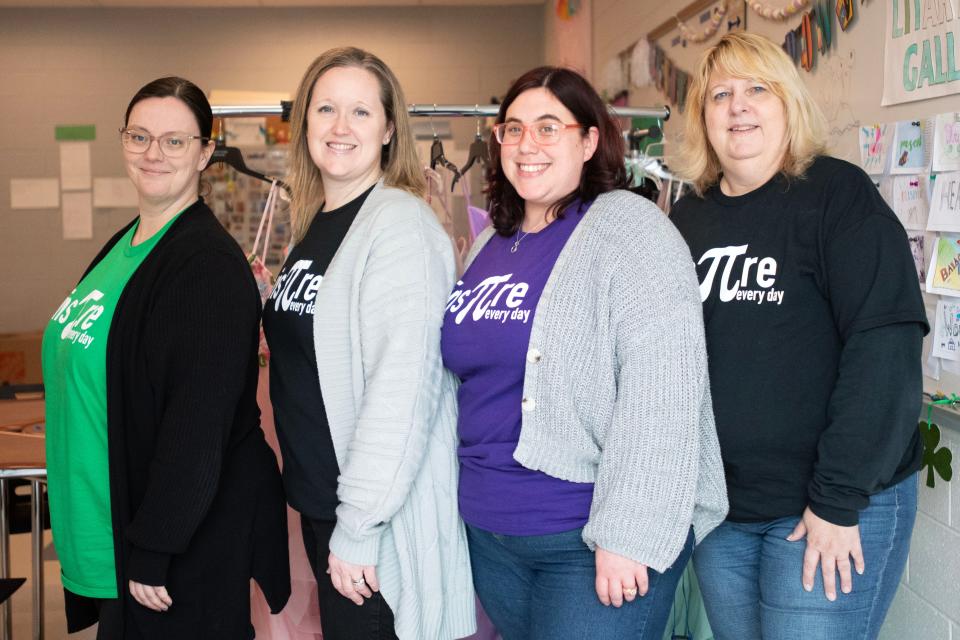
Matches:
[428,106,463,184]
[453,107,489,190]
[208,120,290,192]
[208,142,290,193]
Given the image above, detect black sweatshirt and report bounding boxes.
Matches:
[670,156,927,526]
[262,186,371,521]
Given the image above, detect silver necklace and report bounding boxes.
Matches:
[510,219,549,253]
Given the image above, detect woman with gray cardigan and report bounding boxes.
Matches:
[262,47,475,640]
[440,67,728,640]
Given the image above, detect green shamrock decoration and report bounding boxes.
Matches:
[918,421,953,488]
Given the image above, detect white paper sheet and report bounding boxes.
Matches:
[889,120,929,174]
[859,124,892,175]
[10,178,59,209]
[60,141,91,191]
[932,299,960,361]
[926,172,960,233]
[93,177,138,208]
[931,112,960,173]
[62,191,93,240]
[224,117,266,146]
[891,175,929,230]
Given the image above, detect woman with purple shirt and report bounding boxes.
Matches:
[440,67,728,640]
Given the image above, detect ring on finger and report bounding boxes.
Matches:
[351,576,366,587]
[623,587,638,598]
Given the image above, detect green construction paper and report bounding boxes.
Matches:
[919,420,953,488]
[55,125,96,141]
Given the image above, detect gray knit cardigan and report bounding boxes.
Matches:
[465,190,729,573]
[311,182,476,639]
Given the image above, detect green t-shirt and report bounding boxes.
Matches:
[42,212,182,598]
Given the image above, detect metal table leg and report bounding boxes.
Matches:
[0,476,11,640]
[31,479,44,640]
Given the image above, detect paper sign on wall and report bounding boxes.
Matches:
[927,172,960,232]
[932,112,960,173]
[59,141,91,191]
[932,299,960,362]
[93,177,138,208]
[10,178,59,209]
[62,191,93,240]
[890,120,930,174]
[892,175,929,230]
[859,124,892,175]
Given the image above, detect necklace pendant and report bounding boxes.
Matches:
[510,240,520,253]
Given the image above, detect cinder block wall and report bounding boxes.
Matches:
[880,406,960,640]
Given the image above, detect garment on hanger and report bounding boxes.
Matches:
[250,181,323,640]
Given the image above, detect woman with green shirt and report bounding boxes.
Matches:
[42,76,290,639]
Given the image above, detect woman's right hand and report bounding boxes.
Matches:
[327,551,380,605]
[595,546,648,607]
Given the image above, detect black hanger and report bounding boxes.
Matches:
[453,112,489,190]
[426,110,462,187]
[207,140,290,193]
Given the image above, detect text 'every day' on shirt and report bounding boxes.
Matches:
[441,203,595,536]
[262,184,373,522]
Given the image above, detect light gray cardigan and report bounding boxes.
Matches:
[311,182,476,639]
[465,190,729,573]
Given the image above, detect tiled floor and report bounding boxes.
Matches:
[5,529,95,639]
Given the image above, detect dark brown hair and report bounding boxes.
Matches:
[487,66,628,235]
[124,76,213,138]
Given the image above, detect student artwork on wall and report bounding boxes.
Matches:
[891,174,929,230]
[932,113,960,173]
[932,299,960,361]
[926,172,960,232]
[908,233,927,283]
[926,233,960,297]
[859,124,891,175]
[890,120,930,174]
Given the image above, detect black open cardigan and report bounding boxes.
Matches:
[63,199,290,639]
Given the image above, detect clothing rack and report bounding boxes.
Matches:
[211,102,670,120]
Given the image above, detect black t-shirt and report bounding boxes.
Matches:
[262,185,373,521]
[671,156,928,525]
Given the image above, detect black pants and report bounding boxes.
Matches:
[300,516,399,640]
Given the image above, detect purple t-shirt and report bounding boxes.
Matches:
[441,205,594,536]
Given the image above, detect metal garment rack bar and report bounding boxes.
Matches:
[211,102,671,120]
[0,469,46,640]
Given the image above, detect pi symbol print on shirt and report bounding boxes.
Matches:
[51,289,106,350]
[446,273,534,325]
[697,244,786,306]
[269,258,323,317]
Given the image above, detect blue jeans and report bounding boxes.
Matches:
[466,523,694,640]
[693,474,918,640]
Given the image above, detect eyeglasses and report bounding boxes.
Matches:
[493,121,585,146]
[119,128,210,158]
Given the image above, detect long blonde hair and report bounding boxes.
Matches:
[287,47,425,242]
[677,32,828,196]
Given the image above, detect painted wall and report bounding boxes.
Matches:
[0,6,543,334]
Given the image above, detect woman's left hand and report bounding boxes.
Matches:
[595,546,649,607]
[327,551,379,605]
[786,506,865,601]
[128,580,172,612]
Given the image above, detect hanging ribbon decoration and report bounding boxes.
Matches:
[676,0,730,43]
[747,0,810,20]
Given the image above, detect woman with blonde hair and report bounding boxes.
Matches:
[262,47,476,640]
[671,32,927,639]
